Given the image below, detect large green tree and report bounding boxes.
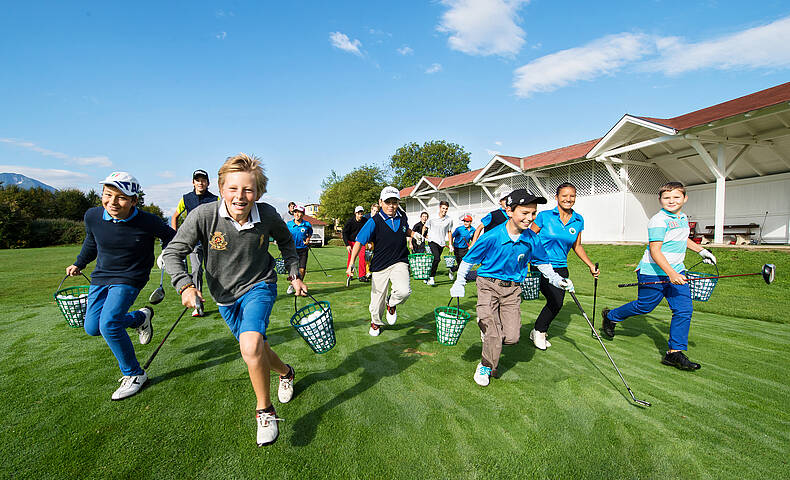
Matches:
[388,140,471,189]
[319,165,388,224]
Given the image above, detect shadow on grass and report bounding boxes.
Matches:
[290,319,434,447]
[146,336,239,387]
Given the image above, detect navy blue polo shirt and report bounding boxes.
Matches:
[462,222,549,282]
[356,210,409,272]
[533,207,584,268]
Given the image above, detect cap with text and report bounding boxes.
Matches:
[99,172,142,197]
[192,169,209,180]
[379,186,400,201]
[293,204,306,213]
[505,188,547,208]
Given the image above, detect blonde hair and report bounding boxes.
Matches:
[217,153,268,197]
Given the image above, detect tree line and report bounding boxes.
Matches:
[318,140,471,224]
[0,184,164,249]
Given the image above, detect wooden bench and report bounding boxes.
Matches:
[699,223,759,245]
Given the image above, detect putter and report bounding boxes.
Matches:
[143,297,201,370]
[591,262,599,338]
[148,268,165,305]
[618,263,776,288]
[568,291,651,407]
[308,246,331,277]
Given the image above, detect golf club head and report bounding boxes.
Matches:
[149,286,165,304]
[634,399,652,407]
[195,296,203,312]
[762,264,776,284]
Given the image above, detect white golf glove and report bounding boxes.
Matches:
[450,281,466,298]
[412,232,424,245]
[157,253,165,269]
[699,248,717,265]
[558,278,575,292]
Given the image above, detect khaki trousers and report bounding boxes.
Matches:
[476,276,522,370]
[369,262,411,325]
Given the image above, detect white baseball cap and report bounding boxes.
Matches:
[494,184,511,200]
[99,172,142,197]
[380,186,400,201]
[354,206,364,213]
[293,204,306,212]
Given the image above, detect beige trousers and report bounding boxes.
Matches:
[369,262,411,325]
[476,276,522,370]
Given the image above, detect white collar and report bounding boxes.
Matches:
[218,199,260,231]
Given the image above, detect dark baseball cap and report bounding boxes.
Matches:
[192,169,209,180]
[505,188,547,208]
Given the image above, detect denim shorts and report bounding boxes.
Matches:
[218,281,278,340]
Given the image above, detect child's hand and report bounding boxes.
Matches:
[65,265,81,276]
[181,287,204,309]
[669,272,687,285]
[589,264,600,278]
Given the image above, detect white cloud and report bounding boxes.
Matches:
[397,46,414,55]
[216,31,227,40]
[438,0,529,57]
[425,63,443,74]
[143,180,193,216]
[649,16,790,75]
[494,140,502,146]
[0,137,113,167]
[329,32,363,56]
[486,149,500,157]
[513,33,652,97]
[158,170,175,178]
[0,164,91,190]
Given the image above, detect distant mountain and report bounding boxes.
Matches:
[0,173,57,192]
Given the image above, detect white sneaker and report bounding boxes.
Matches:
[369,322,381,336]
[473,363,491,386]
[111,372,148,400]
[256,409,282,446]
[530,329,549,350]
[278,365,295,403]
[191,308,203,318]
[448,271,454,280]
[385,294,397,325]
[286,285,295,294]
[426,277,435,286]
[136,307,153,345]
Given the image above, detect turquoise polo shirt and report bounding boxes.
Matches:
[462,222,549,282]
[452,225,473,248]
[533,207,584,268]
[287,220,313,250]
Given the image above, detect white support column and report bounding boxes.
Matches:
[600,157,627,191]
[416,197,429,212]
[442,191,459,208]
[480,185,496,204]
[527,173,550,198]
[689,140,726,244]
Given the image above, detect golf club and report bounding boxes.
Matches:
[618,263,776,288]
[591,262,599,338]
[568,290,651,407]
[308,246,331,277]
[148,268,165,304]
[142,297,201,370]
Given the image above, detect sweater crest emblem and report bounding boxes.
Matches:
[209,231,228,250]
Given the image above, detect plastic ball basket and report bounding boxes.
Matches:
[434,301,471,346]
[408,253,433,280]
[274,257,286,275]
[520,271,542,301]
[53,273,91,328]
[443,255,456,269]
[686,261,718,302]
[290,294,336,354]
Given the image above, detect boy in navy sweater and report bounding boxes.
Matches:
[66,172,175,400]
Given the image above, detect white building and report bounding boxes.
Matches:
[400,82,790,245]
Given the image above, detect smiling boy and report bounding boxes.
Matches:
[601,182,717,370]
[162,153,305,446]
[66,172,176,400]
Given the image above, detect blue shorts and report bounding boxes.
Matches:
[218,281,278,340]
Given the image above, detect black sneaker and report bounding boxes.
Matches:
[358,276,370,283]
[601,308,615,338]
[661,351,701,371]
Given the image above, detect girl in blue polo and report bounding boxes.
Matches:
[528,183,599,351]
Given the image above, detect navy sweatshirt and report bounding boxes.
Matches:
[74,207,176,289]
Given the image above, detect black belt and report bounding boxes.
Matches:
[480,276,513,287]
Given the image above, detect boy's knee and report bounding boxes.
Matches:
[239,335,264,362]
[84,324,101,336]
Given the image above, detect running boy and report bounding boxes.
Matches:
[65,172,175,400]
[601,182,716,371]
[410,211,429,253]
[286,204,313,293]
[346,186,424,336]
[162,153,305,446]
[343,206,369,285]
[450,214,474,275]
[449,189,573,386]
[422,201,454,285]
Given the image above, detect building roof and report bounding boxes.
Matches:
[635,81,790,131]
[302,214,328,226]
[521,138,601,170]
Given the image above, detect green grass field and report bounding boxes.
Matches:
[1,244,788,479]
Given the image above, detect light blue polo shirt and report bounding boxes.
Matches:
[452,225,473,248]
[102,206,139,223]
[462,222,549,282]
[533,207,585,268]
[637,209,689,276]
[355,210,403,244]
[287,220,313,250]
[480,207,507,227]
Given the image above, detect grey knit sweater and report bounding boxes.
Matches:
[162,201,299,304]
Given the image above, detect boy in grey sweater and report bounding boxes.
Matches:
[163,153,306,447]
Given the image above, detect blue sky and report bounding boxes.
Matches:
[2,1,789,215]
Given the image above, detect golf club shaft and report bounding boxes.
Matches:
[618,271,764,288]
[569,291,650,406]
[591,262,599,335]
[308,246,330,277]
[159,267,165,287]
[143,306,188,370]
